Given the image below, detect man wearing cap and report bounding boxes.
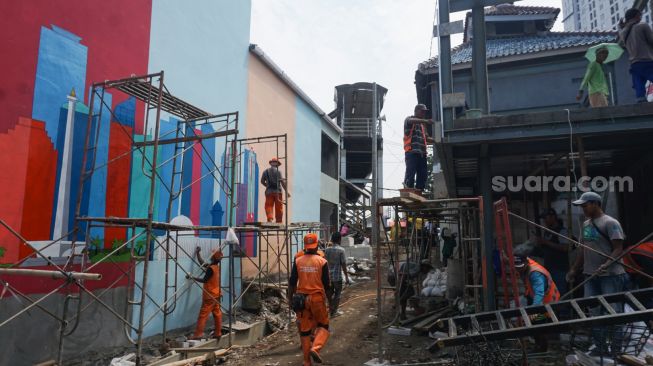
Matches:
[261,157,290,223]
[568,191,629,354]
[289,233,331,365]
[533,208,570,295]
[568,192,628,296]
[189,247,223,339]
[324,232,350,318]
[514,255,560,351]
[403,104,434,192]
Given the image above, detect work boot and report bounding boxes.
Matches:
[300,336,312,366]
[310,327,330,363]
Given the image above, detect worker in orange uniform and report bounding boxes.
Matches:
[261,157,290,223]
[295,236,325,259]
[514,255,560,351]
[289,233,331,365]
[188,247,223,339]
[623,241,653,307]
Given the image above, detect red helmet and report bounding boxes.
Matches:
[269,157,281,166]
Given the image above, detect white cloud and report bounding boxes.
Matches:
[252,0,562,196]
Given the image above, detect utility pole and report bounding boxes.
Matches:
[372,83,383,363]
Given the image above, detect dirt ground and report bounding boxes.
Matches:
[226,279,439,366]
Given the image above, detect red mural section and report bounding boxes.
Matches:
[0,119,32,263]
[105,122,134,248]
[0,0,152,134]
[0,118,56,262]
[0,262,131,299]
[19,119,58,259]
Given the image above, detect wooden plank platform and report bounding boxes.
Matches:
[399,189,426,202]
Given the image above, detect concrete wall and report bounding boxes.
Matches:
[441,52,639,116]
[242,52,341,277]
[0,287,130,366]
[245,54,297,225]
[293,98,323,222]
[320,173,339,204]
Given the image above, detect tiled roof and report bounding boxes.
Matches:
[483,4,559,17]
[462,5,560,43]
[419,32,617,73]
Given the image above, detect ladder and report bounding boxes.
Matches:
[429,287,653,350]
[494,197,520,309]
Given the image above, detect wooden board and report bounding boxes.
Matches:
[412,308,457,333]
[399,190,426,202]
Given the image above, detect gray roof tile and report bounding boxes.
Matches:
[419,32,617,73]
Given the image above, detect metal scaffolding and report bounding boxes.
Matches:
[374,196,485,362]
[0,72,323,365]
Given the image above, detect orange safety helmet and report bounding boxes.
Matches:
[211,249,224,261]
[269,157,282,166]
[303,233,319,250]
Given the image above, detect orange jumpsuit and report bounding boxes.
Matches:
[264,192,284,223]
[290,252,331,365]
[193,263,222,338]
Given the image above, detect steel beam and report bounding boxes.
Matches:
[479,148,495,310]
[0,268,101,281]
[471,0,489,114]
[438,0,455,131]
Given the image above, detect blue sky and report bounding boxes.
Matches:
[251,0,562,196]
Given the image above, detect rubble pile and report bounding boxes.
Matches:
[240,285,288,332]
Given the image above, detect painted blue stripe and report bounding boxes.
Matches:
[87,90,112,241]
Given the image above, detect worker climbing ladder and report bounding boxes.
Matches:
[494,197,520,309]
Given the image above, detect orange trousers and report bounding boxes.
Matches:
[193,297,222,338]
[298,293,329,334]
[265,192,284,223]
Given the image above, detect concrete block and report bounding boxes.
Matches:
[344,245,372,260]
[442,92,466,108]
[433,20,464,37]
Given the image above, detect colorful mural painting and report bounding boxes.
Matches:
[0,1,341,363]
[0,1,258,269]
[1,0,152,265]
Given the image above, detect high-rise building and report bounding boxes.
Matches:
[562,0,651,31]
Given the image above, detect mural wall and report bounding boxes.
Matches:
[0,0,253,265]
[0,0,339,362]
[0,0,254,362]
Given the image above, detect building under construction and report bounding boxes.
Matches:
[371,0,653,364]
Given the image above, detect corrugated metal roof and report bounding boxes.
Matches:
[419,32,617,73]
